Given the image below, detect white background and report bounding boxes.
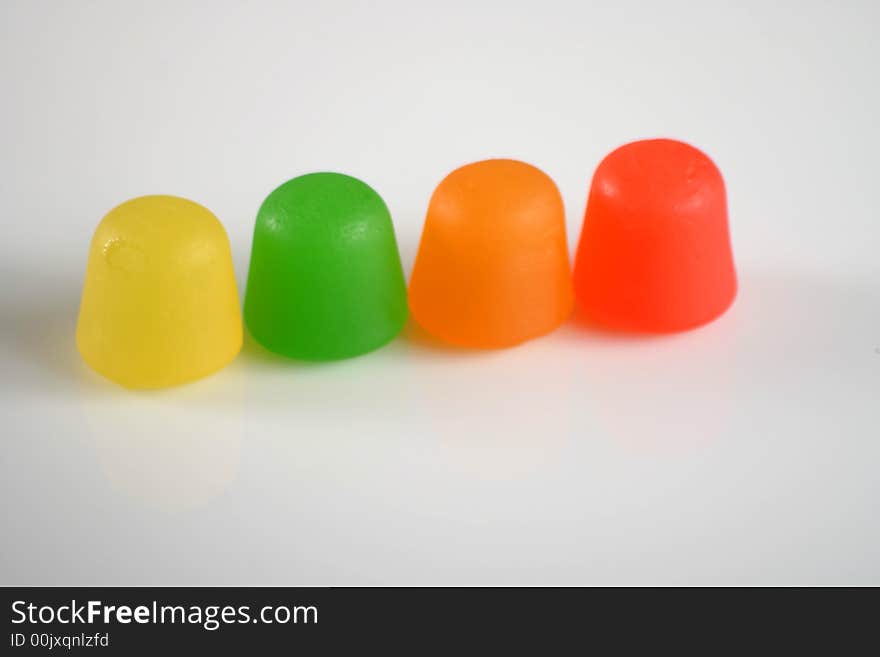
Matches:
[1,0,878,585]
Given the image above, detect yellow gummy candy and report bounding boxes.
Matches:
[76,195,242,388]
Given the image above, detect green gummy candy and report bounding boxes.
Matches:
[244,173,408,360]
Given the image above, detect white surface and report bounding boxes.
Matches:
[1,0,878,585]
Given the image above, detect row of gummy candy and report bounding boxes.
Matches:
[76,138,737,389]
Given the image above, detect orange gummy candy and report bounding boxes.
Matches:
[409,159,574,348]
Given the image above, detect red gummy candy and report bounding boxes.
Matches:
[573,139,737,332]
